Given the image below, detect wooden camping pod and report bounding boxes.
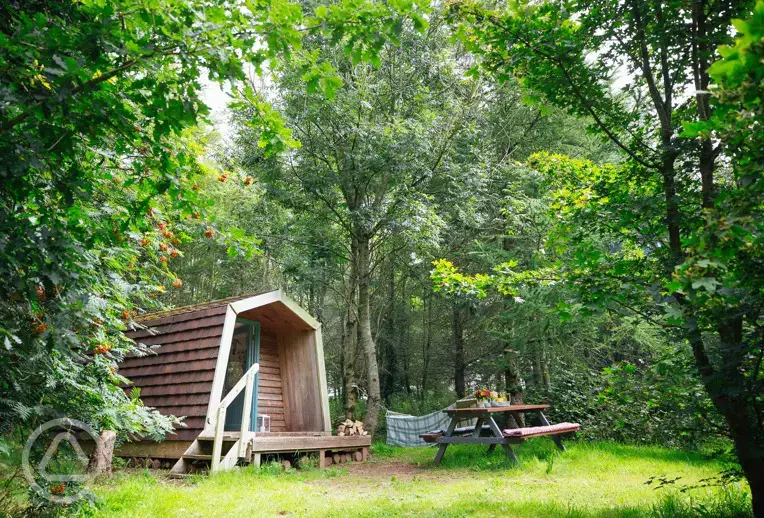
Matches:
[116,290,368,473]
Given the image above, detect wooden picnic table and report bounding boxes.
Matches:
[431,404,567,466]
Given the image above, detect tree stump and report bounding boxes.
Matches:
[353,451,363,462]
[88,429,117,477]
[281,459,292,470]
[332,453,341,465]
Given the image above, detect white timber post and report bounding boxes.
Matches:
[211,406,226,472]
[205,305,238,435]
[239,364,258,457]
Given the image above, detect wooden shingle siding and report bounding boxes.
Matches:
[135,306,227,327]
[123,337,221,358]
[176,416,206,429]
[128,325,224,346]
[119,347,219,369]
[121,306,226,440]
[144,404,209,417]
[166,429,204,441]
[129,370,216,386]
[120,358,217,378]
[138,382,212,397]
[126,314,227,340]
[141,393,210,406]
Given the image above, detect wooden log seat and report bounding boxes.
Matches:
[502,422,580,440]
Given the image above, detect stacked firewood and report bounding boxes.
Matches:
[324,450,364,466]
[336,419,369,436]
[125,457,173,469]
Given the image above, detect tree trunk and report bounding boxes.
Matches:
[400,325,411,396]
[685,314,764,515]
[452,302,466,398]
[715,319,763,516]
[380,263,398,402]
[398,273,411,396]
[358,234,381,436]
[339,318,346,407]
[88,429,116,477]
[691,0,716,210]
[504,349,525,428]
[420,289,433,400]
[723,388,764,517]
[532,349,543,387]
[541,354,551,394]
[660,161,682,262]
[343,238,360,420]
[343,305,359,421]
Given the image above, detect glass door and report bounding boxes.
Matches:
[223,319,260,431]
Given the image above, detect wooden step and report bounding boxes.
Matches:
[196,433,241,442]
[182,453,212,460]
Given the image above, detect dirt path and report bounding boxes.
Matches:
[342,460,424,478]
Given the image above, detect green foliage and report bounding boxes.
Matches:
[595,355,720,447]
[436,5,763,507]
[671,2,764,344]
[431,259,491,299]
[0,0,427,439]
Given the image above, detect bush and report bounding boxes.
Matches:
[527,349,724,449]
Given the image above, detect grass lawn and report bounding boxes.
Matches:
[86,440,752,517]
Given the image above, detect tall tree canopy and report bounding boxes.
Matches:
[440,0,763,510]
[232,17,477,434]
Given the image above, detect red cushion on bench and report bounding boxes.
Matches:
[502,423,580,438]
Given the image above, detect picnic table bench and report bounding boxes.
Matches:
[419,404,579,466]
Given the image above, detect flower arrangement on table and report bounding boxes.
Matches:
[474,389,510,407]
[475,388,492,402]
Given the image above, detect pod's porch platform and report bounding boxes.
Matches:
[116,432,371,471]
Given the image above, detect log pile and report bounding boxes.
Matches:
[125,457,173,469]
[336,419,368,436]
[322,448,366,467]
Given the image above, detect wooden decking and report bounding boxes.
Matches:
[245,433,371,470]
[121,432,371,474]
[197,431,369,454]
[250,434,370,454]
